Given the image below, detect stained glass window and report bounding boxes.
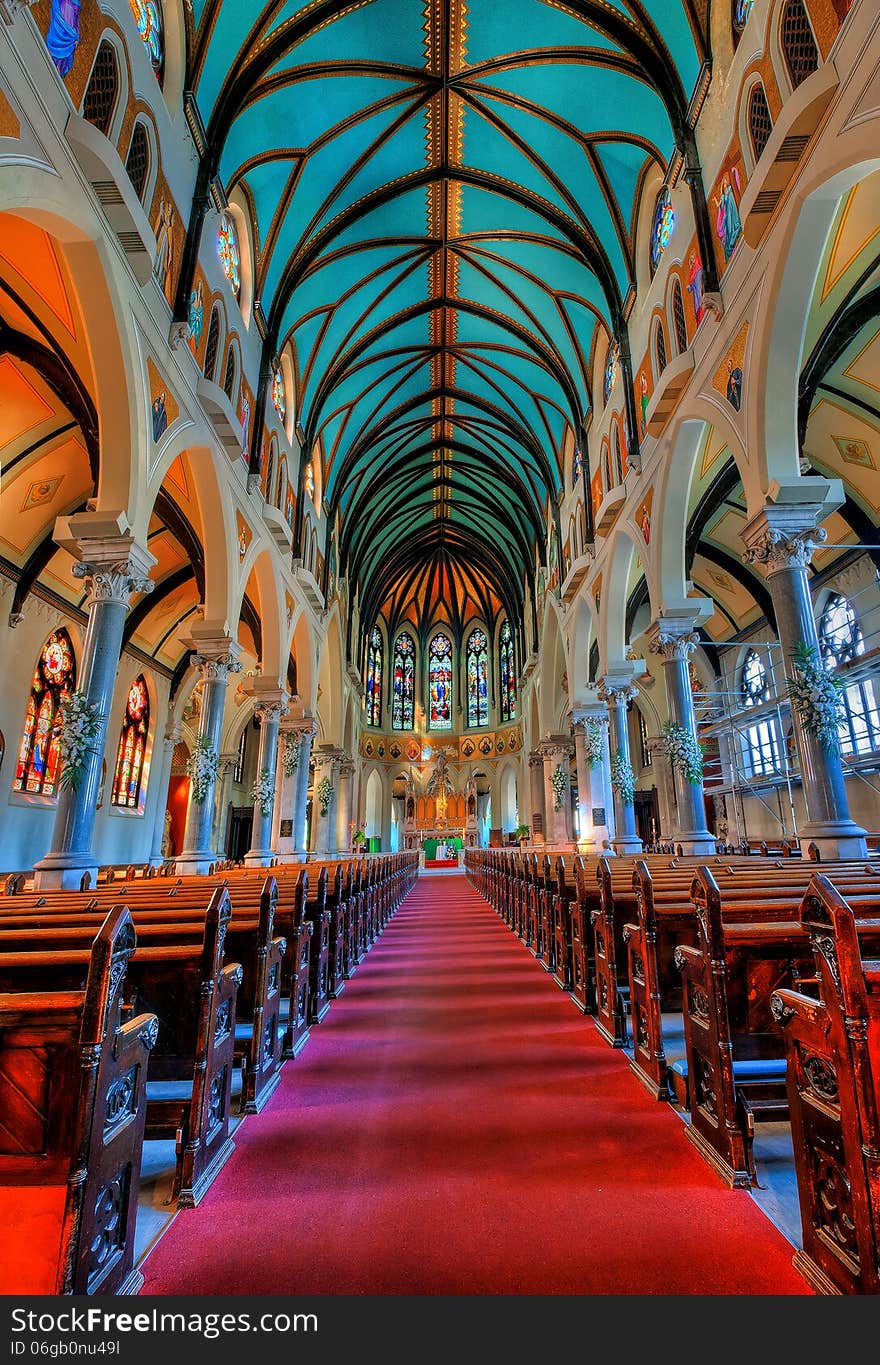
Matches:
[650,188,675,275]
[732,0,754,35]
[466,628,489,728]
[819,594,880,755]
[130,0,163,79]
[271,366,286,421]
[391,632,416,731]
[428,632,453,730]
[217,213,241,299]
[603,345,617,404]
[13,629,76,797]
[111,675,150,808]
[572,447,582,487]
[239,390,250,454]
[305,461,315,501]
[365,628,382,727]
[499,619,516,723]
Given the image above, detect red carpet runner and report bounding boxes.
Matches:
[141,875,809,1295]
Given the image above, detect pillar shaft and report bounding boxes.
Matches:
[527,751,546,840]
[176,645,241,873]
[743,510,866,858]
[572,704,612,852]
[539,738,575,848]
[599,678,642,854]
[649,620,715,855]
[244,698,286,865]
[312,746,343,855]
[149,721,181,863]
[34,537,155,889]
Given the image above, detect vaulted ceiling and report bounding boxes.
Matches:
[186,1,710,624]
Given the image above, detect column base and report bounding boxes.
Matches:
[799,819,867,861]
[611,835,643,854]
[273,851,309,863]
[243,850,275,867]
[33,853,98,891]
[673,831,717,856]
[174,850,219,875]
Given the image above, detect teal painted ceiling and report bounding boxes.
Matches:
[187,1,708,623]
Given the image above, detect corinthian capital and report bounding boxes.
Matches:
[254,700,288,725]
[649,628,700,662]
[597,680,639,706]
[72,558,155,607]
[191,651,243,682]
[742,526,826,575]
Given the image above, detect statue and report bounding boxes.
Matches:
[426,750,454,829]
[161,808,173,858]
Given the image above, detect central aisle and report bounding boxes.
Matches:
[141,875,808,1295]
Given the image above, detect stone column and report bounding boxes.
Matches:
[149,720,182,864]
[598,677,643,854]
[539,736,575,848]
[274,718,317,859]
[34,521,156,889]
[743,496,866,858]
[312,744,343,856]
[211,751,239,858]
[336,756,355,853]
[648,616,715,855]
[244,691,288,866]
[528,750,546,842]
[572,700,613,852]
[175,641,242,874]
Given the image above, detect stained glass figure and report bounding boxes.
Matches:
[428,632,453,730]
[650,188,675,274]
[466,629,489,728]
[572,447,582,486]
[112,675,150,808]
[603,345,617,404]
[272,367,286,421]
[391,632,415,731]
[305,461,316,501]
[13,629,76,797]
[733,0,754,35]
[217,213,241,298]
[130,0,163,77]
[365,628,382,727]
[499,619,516,723]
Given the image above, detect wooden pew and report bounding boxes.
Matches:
[772,874,880,1295]
[551,856,576,992]
[570,856,597,1014]
[0,906,157,1295]
[673,867,880,1189]
[0,888,242,1208]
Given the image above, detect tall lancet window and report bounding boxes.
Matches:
[391,632,415,731]
[365,628,382,728]
[111,675,150,808]
[428,632,453,730]
[466,628,489,728]
[13,629,76,797]
[499,619,516,723]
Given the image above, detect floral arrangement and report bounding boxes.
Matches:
[316,775,334,816]
[281,732,300,778]
[659,721,704,785]
[584,718,604,768]
[787,643,846,754]
[353,828,367,847]
[609,750,635,806]
[186,733,220,804]
[250,768,275,818]
[57,691,103,793]
[550,763,568,811]
[514,823,531,841]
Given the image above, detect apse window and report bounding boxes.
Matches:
[428,633,453,730]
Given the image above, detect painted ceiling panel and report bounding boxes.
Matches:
[190,0,697,622]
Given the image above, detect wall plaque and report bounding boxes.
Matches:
[279,819,293,837]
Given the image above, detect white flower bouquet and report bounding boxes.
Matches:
[316,775,334,816]
[281,732,300,777]
[787,643,846,753]
[584,718,604,768]
[251,768,275,818]
[659,721,704,785]
[57,691,103,793]
[609,750,635,806]
[550,763,568,811]
[186,734,220,804]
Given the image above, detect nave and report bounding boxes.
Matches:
[140,872,806,1296]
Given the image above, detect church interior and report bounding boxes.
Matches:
[1,0,879,1300]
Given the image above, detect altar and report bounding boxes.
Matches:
[422,834,463,866]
